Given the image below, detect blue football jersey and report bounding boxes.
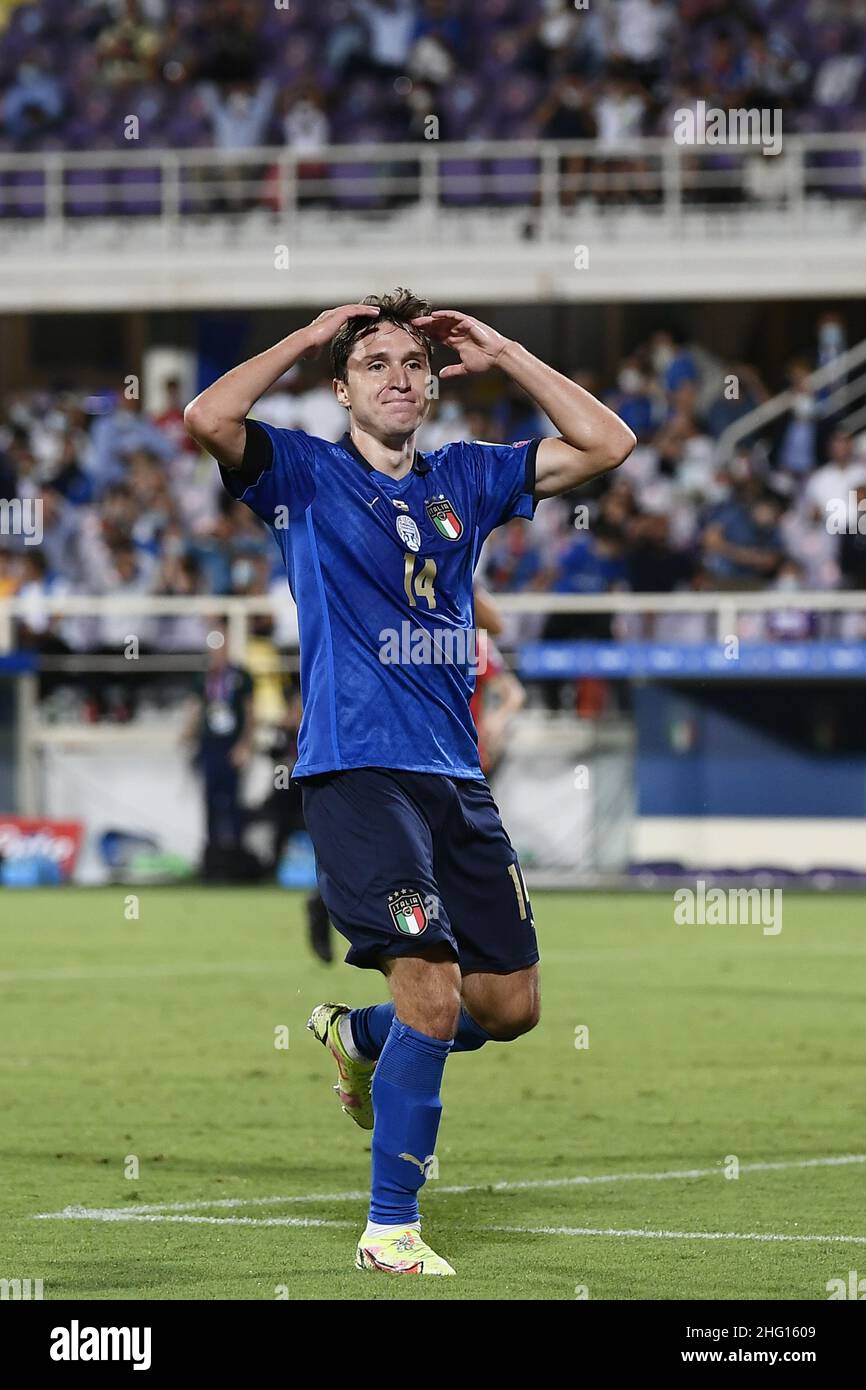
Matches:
[221,423,538,778]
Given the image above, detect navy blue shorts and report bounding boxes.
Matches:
[300,768,539,975]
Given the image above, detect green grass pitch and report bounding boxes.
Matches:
[1,888,863,1300]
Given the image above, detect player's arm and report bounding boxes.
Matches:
[183,304,380,469]
[413,309,636,500]
[479,669,526,769]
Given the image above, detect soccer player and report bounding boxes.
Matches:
[185,290,635,1275]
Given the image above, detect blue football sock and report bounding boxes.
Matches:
[369,1018,452,1226]
[352,1003,491,1059]
[452,1005,493,1051]
[351,1003,394,1059]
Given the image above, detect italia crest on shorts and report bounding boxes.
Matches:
[388,889,428,935]
[425,494,463,541]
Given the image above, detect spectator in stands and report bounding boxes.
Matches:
[96,540,158,649]
[408,0,461,87]
[38,488,84,586]
[700,488,784,588]
[773,358,824,479]
[811,23,865,121]
[546,519,628,620]
[483,517,544,594]
[95,0,161,87]
[15,550,68,649]
[353,0,418,80]
[158,551,210,651]
[803,428,866,532]
[593,67,647,150]
[625,510,693,593]
[198,77,276,151]
[2,50,63,142]
[281,85,330,154]
[198,0,261,85]
[703,360,768,440]
[185,620,255,865]
[256,367,347,442]
[650,328,700,397]
[762,558,817,642]
[154,378,198,456]
[610,0,676,91]
[89,393,174,494]
[534,74,596,204]
[604,357,658,440]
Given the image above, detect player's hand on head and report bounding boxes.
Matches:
[303,303,380,355]
[412,309,512,379]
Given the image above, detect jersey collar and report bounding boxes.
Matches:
[339,431,430,478]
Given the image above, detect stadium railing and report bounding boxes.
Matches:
[1,590,865,660]
[0,133,864,245]
[2,592,863,876]
[718,336,866,464]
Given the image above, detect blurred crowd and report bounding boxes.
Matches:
[2,311,866,670]
[2,0,865,157]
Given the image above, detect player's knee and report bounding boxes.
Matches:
[389,950,462,1041]
[411,989,461,1041]
[486,994,541,1042]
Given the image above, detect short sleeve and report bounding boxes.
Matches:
[219,420,316,523]
[468,438,539,541]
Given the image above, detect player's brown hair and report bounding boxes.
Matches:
[331,287,433,381]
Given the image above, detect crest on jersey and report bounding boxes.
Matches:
[388,889,428,936]
[425,494,463,541]
[396,514,421,551]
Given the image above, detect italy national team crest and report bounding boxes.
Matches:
[388,889,428,936]
[425,494,463,541]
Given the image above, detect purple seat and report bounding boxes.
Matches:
[115,166,162,216]
[441,158,484,206]
[488,157,538,205]
[7,169,46,217]
[328,160,384,208]
[64,166,112,217]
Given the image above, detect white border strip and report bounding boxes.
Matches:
[33,1153,866,1222]
[489,1225,866,1245]
[30,1211,866,1244]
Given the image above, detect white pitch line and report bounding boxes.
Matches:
[488,1225,866,1246]
[33,1153,866,1223]
[30,1210,866,1244]
[34,1210,355,1229]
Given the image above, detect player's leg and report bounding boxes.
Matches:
[460,961,541,1040]
[436,777,541,1042]
[351,783,541,1053]
[303,769,460,1273]
[361,945,458,1242]
[351,983,503,1056]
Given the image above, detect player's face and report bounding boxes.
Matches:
[335,323,430,442]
